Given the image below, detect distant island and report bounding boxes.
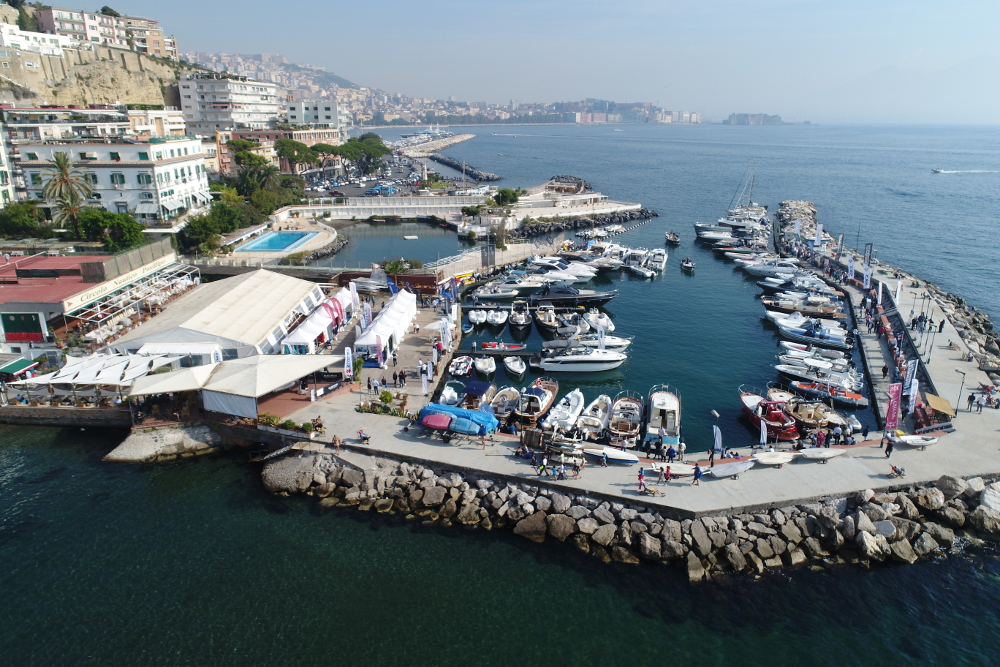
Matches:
[722,113,810,125]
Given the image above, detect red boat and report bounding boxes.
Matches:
[478,342,526,351]
[739,390,799,441]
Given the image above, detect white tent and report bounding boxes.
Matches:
[129,364,220,396]
[136,342,223,361]
[282,307,334,346]
[353,290,417,353]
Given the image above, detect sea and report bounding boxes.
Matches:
[3,125,1000,665]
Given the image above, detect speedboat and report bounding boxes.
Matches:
[526,267,580,286]
[583,308,615,332]
[474,356,496,374]
[458,380,496,410]
[576,394,612,441]
[541,388,585,431]
[439,380,465,406]
[490,386,520,420]
[646,384,681,447]
[789,381,869,407]
[739,389,799,441]
[533,305,561,332]
[509,300,531,329]
[528,286,617,308]
[779,341,847,359]
[583,447,639,465]
[681,258,695,271]
[665,231,681,246]
[503,355,526,376]
[530,256,597,278]
[448,356,473,376]
[743,260,803,278]
[545,332,632,351]
[777,354,852,373]
[486,310,509,326]
[646,248,667,271]
[762,298,846,320]
[530,347,627,372]
[480,341,525,351]
[609,391,644,448]
[467,309,487,325]
[774,364,862,390]
[706,460,755,479]
[767,311,847,331]
[475,284,519,300]
[776,325,853,351]
[513,377,559,426]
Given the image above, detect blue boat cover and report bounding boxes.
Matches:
[419,404,499,434]
[463,380,493,396]
[449,418,479,435]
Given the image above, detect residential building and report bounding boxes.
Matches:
[180,73,280,133]
[127,108,187,139]
[122,15,178,60]
[0,137,12,207]
[286,99,349,133]
[0,23,80,56]
[214,130,277,177]
[35,8,129,49]
[18,136,211,225]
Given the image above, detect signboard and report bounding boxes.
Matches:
[61,252,177,313]
[863,242,873,267]
[908,377,919,415]
[344,346,353,379]
[903,359,919,394]
[885,382,903,431]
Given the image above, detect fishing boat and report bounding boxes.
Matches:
[485,310,509,326]
[503,355,526,376]
[530,347,627,372]
[509,300,531,329]
[439,380,465,406]
[513,377,559,426]
[474,356,497,375]
[752,451,798,466]
[608,391,644,448]
[458,380,496,410]
[796,447,848,463]
[789,381,869,407]
[739,389,799,440]
[541,388,585,431]
[583,308,615,332]
[528,286,617,308]
[448,355,473,376]
[479,341,526,351]
[781,398,851,432]
[461,323,475,335]
[681,258,695,271]
[533,305,561,332]
[467,309,487,325]
[490,386,520,420]
[582,447,640,465]
[646,248,668,271]
[575,394,612,441]
[645,384,681,446]
[706,460,755,479]
[664,231,681,246]
[887,433,939,450]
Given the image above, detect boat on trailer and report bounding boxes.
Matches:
[645,384,681,447]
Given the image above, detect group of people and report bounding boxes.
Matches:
[641,431,687,463]
[967,391,999,412]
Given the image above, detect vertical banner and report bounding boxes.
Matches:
[344,346,353,379]
[837,233,844,256]
[713,425,723,452]
[386,277,399,295]
[793,220,801,237]
[908,377,919,415]
[432,345,438,364]
[895,281,902,305]
[885,383,903,431]
[421,373,428,395]
[814,223,824,247]
[363,302,373,328]
[863,242,873,267]
[863,264,872,289]
[847,255,855,281]
[375,335,383,367]
[904,359,919,393]
[759,421,767,447]
[350,281,359,310]
[878,280,884,306]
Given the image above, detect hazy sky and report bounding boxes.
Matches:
[122,0,1000,122]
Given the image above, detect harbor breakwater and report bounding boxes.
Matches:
[510,209,658,239]
[261,447,1000,582]
[427,154,502,181]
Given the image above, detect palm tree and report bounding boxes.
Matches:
[254,164,282,191]
[41,152,93,203]
[52,193,86,240]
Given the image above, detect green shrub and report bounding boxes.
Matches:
[281,419,298,431]
[379,390,394,405]
[302,422,314,433]
[258,413,279,427]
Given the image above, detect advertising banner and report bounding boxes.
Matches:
[885,382,903,431]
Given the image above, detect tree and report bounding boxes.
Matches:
[52,194,86,240]
[0,203,48,238]
[494,188,520,207]
[274,138,318,171]
[17,6,37,32]
[77,209,145,252]
[99,6,121,17]
[250,189,282,215]
[208,202,241,234]
[227,138,260,153]
[180,213,221,254]
[327,134,391,175]
[233,151,267,168]
[41,152,93,203]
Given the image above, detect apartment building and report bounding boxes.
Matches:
[127,108,187,139]
[0,23,79,56]
[18,136,210,225]
[286,99,349,133]
[123,15,179,60]
[181,74,280,133]
[35,8,129,48]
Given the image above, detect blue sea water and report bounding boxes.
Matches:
[3,125,1000,665]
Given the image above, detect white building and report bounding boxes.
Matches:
[286,99,349,133]
[0,23,80,56]
[180,74,280,133]
[19,136,211,225]
[35,8,129,49]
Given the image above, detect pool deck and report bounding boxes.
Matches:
[233,219,335,261]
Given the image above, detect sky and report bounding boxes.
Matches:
[120,0,1000,123]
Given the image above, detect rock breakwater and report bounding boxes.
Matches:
[262,449,1000,581]
[427,154,501,182]
[510,209,658,239]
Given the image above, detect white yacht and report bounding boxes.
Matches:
[530,347,627,372]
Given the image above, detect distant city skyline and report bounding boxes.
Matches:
[119,0,1000,123]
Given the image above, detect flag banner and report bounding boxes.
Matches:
[837,233,844,254]
[895,281,902,305]
[908,378,919,415]
[885,382,903,431]
[363,302,373,328]
[344,347,353,379]
[387,277,399,295]
[350,282,359,310]
[863,265,872,289]
[376,335,383,366]
[421,374,428,395]
[878,280,884,306]
[432,346,438,364]
[814,223,824,246]
[847,255,855,281]
[793,219,801,237]
[760,420,767,446]
[863,242,873,267]
[713,425,723,452]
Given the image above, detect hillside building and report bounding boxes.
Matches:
[181,73,281,133]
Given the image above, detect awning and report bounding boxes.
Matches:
[135,202,159,214]
[164,201,184,211]
[923,392,956,417]
[0,358,39,375]
[137,342,222,359]
[193,191,211,204]
[129,363,220,396]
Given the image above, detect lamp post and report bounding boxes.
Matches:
[955,369,967,416]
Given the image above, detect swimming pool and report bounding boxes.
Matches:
[235,231,318,252]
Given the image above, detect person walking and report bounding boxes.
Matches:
[392,351,398,366]
[367,377,373,394]
[666,446,676,463]
[939,320,946,333]
[601,452,608,467]
[977,394,987,413]
[678,441,686,461]
[692,464,702,485]
[968,393,977,411]
[884,438,894,458]
[392,371,398,387]
[832,425,843,445]
[861,425,870,442]
[538,457,547,477]
[881,364,889,379]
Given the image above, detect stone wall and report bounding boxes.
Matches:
[0,406,132,427]
[262,449,1000,582]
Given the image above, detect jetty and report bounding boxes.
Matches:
[402,134,475,158]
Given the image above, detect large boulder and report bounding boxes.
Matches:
[815,506,841,530]
[755,538,775,560]
[969,506,1000,537]
[591,524,618,547]
[890,538,918,564]
[690,520,714,557]
[922,522,955,546]
[455,503,483,525]
[687,552,706,582]
[936,506,966,528]
[856,531,886,560]
[895,494,920,520]
[422,486,447,507]
[592,507,616,524]
[873,520,896,540]
[963,477,986,500]
[577,517,600,535]
[780,522,804,544]
[546,514,577,542]
[638,533,662,561]
[723,543,747,571]
[566,506,590,520]
[912,532,940,556]
[936,475,968,500]
[978,483,1000,512]
[550,493,572,514]
[661,540,687,560]
[612,546,640,564]
[914,487,946,511]
[340,468,364,488]
[855,511,877,535]
[513,511,548,543]
[889,517,922,542]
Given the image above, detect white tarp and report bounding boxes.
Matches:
[201,354,338,398]
[128,364,220,396]
[202,390,257,419]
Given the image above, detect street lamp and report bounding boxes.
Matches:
[955,369,967,416]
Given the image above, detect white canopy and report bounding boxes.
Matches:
[129,364,220,396]
[354,290,417,349]
[137,342,223,360]
[283,307,334,346]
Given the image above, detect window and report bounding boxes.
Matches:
[109,151,120,160]
[1,63,8,69]
[290,115,297,119]
[87,173,98,184]
[155,152,163,159]
[141,192,153,199]
[110,173,126,185]
[25,152,38,160]
[90,193,101,199]
[325,116,331,120]
[29,173,41,186]
[183,147,188,156]
[137,173,153,185]
[325,107,331,111]
[138,152,149,161]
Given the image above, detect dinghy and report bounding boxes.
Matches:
[752,451,798,466]
[664,231,681,246]
[490,386,520,420]
[542,388,586,431]
[474,356,496,374]
[888,434,939,450]
[681,258,695,271]
[789,381,868,407]
[575,394,612,441]
[583,308,615,332]
[486,310,509,326]
[646,384,681,447]
[503,355,526,376]
[509,300,531,329]
[779,342,847,359]
[513,377,559,426]
[583,447,640,465]
[461,323,475,335]
[468,309,487,325]
[480,341,525,351]
[706,460,755,479]
[448,356,473,377]
[796,447,848,462]
[439,381,465,406]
